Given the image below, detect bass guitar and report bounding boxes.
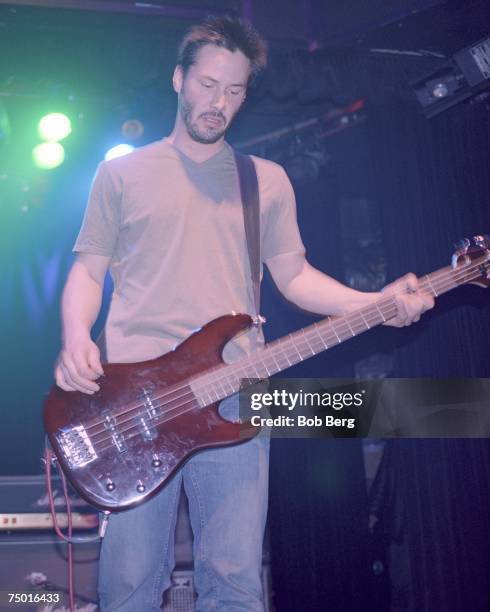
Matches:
[44,236,490,511]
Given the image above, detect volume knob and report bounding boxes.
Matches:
[151,455,162,468]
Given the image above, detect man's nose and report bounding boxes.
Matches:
[211,88,226,111]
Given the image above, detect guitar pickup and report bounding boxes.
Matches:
[138,416,157,441]
[138,390,158,440]
[103,412,128,453]
[57,425,98,470]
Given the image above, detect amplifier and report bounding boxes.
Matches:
[0,475,98,532]
[0,533,100,610]
[0,477,273,611]
[0,476,99,610]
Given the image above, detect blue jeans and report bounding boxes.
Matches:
[98,398,270,611]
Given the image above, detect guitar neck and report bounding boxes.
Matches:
[189,261,474,406]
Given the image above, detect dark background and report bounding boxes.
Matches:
[0,1,489,610]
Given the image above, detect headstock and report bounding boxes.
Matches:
[451,234,490,288]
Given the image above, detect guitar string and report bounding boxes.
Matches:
[84,262,455,439]
[80,260,469,439]
[90,265,483,457]
[90,303,403,450]
[77,262,485,456]
[80,261,481,460]
[78,261,481,449]
[90,295,463,455]
[86,290,405,443]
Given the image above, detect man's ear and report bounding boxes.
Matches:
[173,65,184,94]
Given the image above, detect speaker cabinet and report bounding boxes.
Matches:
[0,534,99,610]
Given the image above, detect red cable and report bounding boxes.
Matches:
[44,444,111,611]
[59,461,75,612]
[44,447,74,611]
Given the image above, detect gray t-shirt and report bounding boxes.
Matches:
[74,139,305,363]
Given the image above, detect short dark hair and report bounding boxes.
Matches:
[177,16,267,83]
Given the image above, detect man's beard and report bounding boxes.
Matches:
[179,95,228,144]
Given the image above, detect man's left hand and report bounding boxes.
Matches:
[381,273,435,327]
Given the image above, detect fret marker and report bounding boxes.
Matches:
[424,274,438,297]
[301,329,315,355]
[375,304,386,323]
[289,334,303,361]
[314,323,329,349]
[360,312,370,329]
[345,320,355,337]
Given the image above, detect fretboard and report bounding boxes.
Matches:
[189,259,481,407]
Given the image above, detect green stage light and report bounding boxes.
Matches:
[38,113,72,142]
[32,142,65,169]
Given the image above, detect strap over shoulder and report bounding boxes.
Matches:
[233,150,262,321]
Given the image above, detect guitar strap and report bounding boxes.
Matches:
[233,150,262,323]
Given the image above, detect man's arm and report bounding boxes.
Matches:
[54,253,110,394]
[265,251,434,326]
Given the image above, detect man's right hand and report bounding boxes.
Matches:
[55,335,104,394]
[55,253,109,394]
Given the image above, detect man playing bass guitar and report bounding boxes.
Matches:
[53,16,433,612]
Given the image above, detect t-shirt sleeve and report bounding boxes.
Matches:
[261,164,305,261]
[73,161,121,256]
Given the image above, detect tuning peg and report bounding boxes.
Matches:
[453,237,470,255]
[451,237,471,269]
[473,235,489,249]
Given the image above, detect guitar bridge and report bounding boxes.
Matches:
[57,425,98,469]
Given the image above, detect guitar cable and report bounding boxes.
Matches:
[44,439,111,612]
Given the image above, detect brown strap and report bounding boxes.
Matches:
[234,150,261,318]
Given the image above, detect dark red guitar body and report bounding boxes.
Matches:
[43,314,258,512]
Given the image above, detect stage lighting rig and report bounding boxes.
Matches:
[235,100,365,182]
[412,35,490,118]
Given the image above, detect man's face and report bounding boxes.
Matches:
[174,44,250,144]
